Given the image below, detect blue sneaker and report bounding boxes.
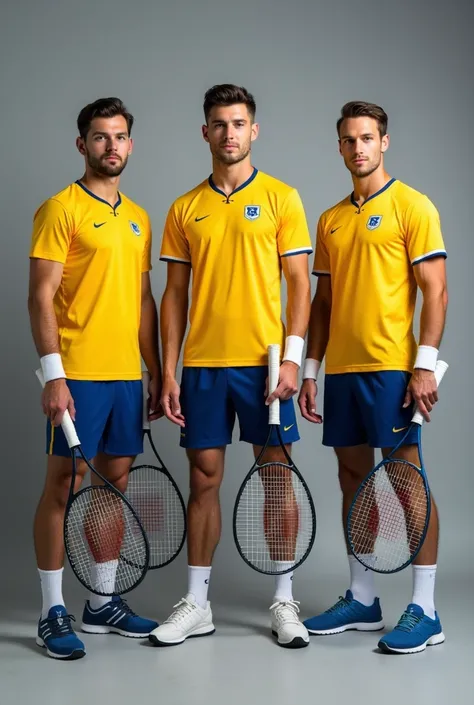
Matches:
[378,604,445,654]
[303,590,384,635]
[37,605,86,660]
[81,596,158,638]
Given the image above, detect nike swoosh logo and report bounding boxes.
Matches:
[284,424,294,432]
[330,226,342,234]
[392,426,408,433]
[94,222,106,228]
[195,215,210,222]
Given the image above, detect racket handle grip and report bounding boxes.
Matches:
[268,344,280,425]
[142,370,151,430]
[35,368,81,448]
[411,359,449,426]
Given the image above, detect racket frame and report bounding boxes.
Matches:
[346,360,448,574]
[36,369,150,595]
[232,344,317,576]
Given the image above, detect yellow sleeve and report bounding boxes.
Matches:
[159,202,190,265]
[405,196,447,265]
[277,189,313,257]
[30,198,73,263]
[312,216,330,275]
[141,213,152,273]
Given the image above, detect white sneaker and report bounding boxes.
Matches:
[149,594,215,646]
[270,600,309,649]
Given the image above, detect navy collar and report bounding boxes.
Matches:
[75,180,122,210]
[208,167,258,198]
[350,177,396,208]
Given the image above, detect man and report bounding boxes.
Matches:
[299,101,448,654]
[149,84,313,649]
[28,97,161,660]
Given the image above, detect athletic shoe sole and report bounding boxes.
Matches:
[81,623,155,638]
[378,631,445,654]
[306,619,385,635]
[272,631,309,649]
[36,636,86,660]
[148,625,216,646]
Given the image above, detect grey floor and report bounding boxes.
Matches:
[0,562,470,705]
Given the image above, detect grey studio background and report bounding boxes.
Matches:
[0,0,472,703]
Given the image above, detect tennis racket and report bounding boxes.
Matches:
[126,372,187,569]
[36,369,150,595]
[232,344,316,575]
[346,359,448,574]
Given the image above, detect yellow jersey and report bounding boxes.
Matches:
[30,181,152,380]
[160,168,312,367]
[313,179,447,374]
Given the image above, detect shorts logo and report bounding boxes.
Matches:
[129,220,141,236]
[366,215,382,230]
[284,424,294,432]
[392,426,408,433]
[244,205,261,221]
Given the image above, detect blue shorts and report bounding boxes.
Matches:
[322,371,418,449]
[179,367,300,449]
[46,380,143,459]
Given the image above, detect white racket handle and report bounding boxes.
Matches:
[142,370,150,430]
[268,344,280,425]
[35,368,81,448]
[411,359,449,426]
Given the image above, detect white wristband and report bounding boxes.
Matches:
[40,353,66,383]
[303,358,321,380]
[414,345,438,372]
[282,335,305,367]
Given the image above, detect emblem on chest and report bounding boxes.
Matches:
[366,215,383,230]
[244,205,261,221]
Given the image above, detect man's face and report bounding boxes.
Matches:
[338,116,389,178]
[77,115,132,176]
[202,104,258,165]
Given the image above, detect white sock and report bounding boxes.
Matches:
[273,562,294,601]
[38,568,65,619]
[412,564,437,619]
[88,560,119,610]
[187,565,211,608]
[348,555,377,606]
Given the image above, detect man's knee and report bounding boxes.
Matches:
[41,455,87,507]
[335,445,375,493]
[188,448,225,499]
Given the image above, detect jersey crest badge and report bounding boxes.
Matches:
[129,220,141,236]
[244,205,261,221]
[366,215,382,230]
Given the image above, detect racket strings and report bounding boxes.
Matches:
[234,462,314,573]
[348,460,429,572]
[126,465,186,567]
[65,486,147,595]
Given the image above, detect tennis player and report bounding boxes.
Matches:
[149,84,313,649]
[299,101,448,654]
[28,98,161,660]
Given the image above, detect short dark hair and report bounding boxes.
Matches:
[77,97,134,140]
[337,101,388,138]
[203,84,256,123]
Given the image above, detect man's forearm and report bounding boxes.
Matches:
[28,293,60,357]
[419,287,448,350]
[139,294,161,377]
[306,294,331,362]
[160,288,188,379]
[286,279,311,338]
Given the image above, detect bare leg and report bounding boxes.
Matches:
[187,448,225,566]
[335,445,375,552]
[382,445,439,565]
[252,444,296,562]
[34,455,89,570]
